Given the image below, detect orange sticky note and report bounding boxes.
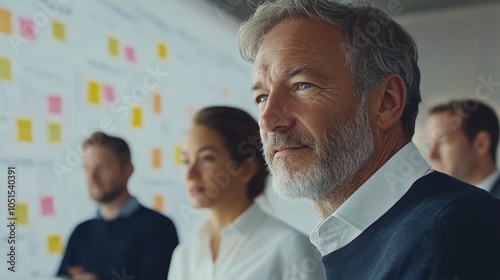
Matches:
[0,8,12,34]
[20,16,35,40]
[0,56,13,81]
[174,144,182,166]
[15,203,28,225]
[131,106,142,128]
[88,81,100,105]
[17,118,33,143]
[40,196,55,216]
[153,195,164,212]
[158,42,168,59]
[52,20,65,41]
[108,36,119,57]
[47,234,64,254]
[48,122,62,143]
[152,148,162,169]
[153,93,162,114]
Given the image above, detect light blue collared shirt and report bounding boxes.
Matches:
[96,196,141,220]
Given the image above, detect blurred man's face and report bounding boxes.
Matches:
[83,145,130,203]
[252,18,374,200]
[426,112,477,182]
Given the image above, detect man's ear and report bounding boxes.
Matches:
[473,131,492,158]
[125,162,134,178]
[372,74,407,131]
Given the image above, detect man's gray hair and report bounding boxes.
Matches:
[238,0,421,140]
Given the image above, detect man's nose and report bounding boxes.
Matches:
[259,90,295,133]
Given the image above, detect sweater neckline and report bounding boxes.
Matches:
[322,172,441,260]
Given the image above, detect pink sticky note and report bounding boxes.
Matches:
[125,46,136,63]
[103,85,115,103]
[20,17,35,40]
[48,95,61,114]
[40,196,54,216]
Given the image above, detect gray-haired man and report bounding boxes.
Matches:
[239,1,500,279]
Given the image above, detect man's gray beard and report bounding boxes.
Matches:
[263,103,374,201]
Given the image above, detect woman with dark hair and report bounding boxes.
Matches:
[168,106,323,280]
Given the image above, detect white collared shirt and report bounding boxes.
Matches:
[168,204,324,280]
[477,170,500,192]
[310,142,432,256]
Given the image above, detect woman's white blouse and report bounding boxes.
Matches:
[167,204,324,280]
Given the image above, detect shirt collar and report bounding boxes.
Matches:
[197,203,265,239]
[310,142,431,255]
[477,170,500,192]
[96,196,141,220]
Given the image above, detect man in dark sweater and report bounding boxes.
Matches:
[57,132,178,280]
[238,0,500,279]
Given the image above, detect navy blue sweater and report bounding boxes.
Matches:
[323,172,500,280]
[57,205,178,280]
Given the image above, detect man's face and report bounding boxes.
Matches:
[82,145,130,203]
[252,18,374,200]
[426,112,477,182]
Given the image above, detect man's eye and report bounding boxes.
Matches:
[297,82,313,90]
[255,95,268,104]
[181,159,189,166]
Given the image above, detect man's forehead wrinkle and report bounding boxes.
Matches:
[280,64,310,77]
[255,60,311,77]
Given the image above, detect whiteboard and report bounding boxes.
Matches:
[0,0,321,278]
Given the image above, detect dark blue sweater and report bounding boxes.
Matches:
[323,172,500,280]
[57,205,178,280]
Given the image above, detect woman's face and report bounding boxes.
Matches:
[181,124,249,209]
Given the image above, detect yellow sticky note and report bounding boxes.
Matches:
[174,144,182,166]
[152,148,162,169]
[153,93,162,114]
[153,195,164,212]
[158,43,168,59]
[0,8,12,34]
[47,234,64,254]
[88,81,100,105]
[15,203,28,225]
[48,122,62,143]
[0,56,13,81]
[17,119,33,143]
[52,20,65,41]
[132,106,142,128]
[108,36,119,57]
